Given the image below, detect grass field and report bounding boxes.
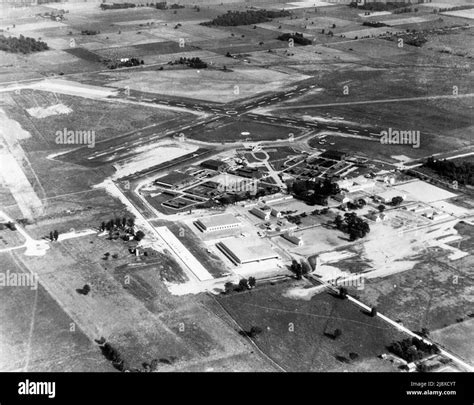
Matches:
[0,251,114,372]
[188,117,305,142]
[218,280,406,371]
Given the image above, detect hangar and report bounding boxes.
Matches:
[217,237,279,265]
[194,213,241,233]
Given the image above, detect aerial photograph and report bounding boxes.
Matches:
[0,0,472,395]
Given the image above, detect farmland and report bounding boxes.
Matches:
[218,281,405,372]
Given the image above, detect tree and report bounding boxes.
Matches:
[82,284,91,295]
[378,204,386,212]
[334,214,343,230]
[49,231,54,241]
[333,328,342,339]
[349,352,359,361]
[100,221,106,231]
[248,277,256,288]
[224,281,234,294]
[248,326,263,338]
[338,286,347,299]
[53,230,59,241]
[238,278,249,291]
[291,259,303,280]
[370,307,377,317]
[391,196,404,206]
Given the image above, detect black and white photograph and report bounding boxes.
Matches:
[0,0,472,402]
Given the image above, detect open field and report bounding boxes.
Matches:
[218,281,405,371]
[1,0,473,374]
[430,319,474,365]
[105,67,309,103]
[188,117,305,143]
[14,234,274,370]
[355,242,474,332]
[0,251,114,372]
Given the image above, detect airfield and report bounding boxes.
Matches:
[0,0,473,373]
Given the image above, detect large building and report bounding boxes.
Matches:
[194,213,241,233]
[154,171,196,190]
[200,159,228,172]
[250,206,272,220]
[217,237,279,265]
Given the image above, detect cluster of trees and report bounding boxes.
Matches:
[290,259,311,280]
[391,196,404,206]
[392,7,418,14]
[239,326,263,338]
[174,57,207,69]
[217,185,279,206]
[100,2,136,10]
[334,212,370,241]
[346,198,367,211]
[0,222,17,231]
[77,284,91,295]
[107,57,143,69]
[154,2,184,9]
[49,230,59,242]
[100,217,144,241]
[277,32,312,45]
[290,178,340,206]
[101,217,135,232]
[389,337,440,363]
[435,5,473,13]
[0,34,49,54]
[362,21,387,28]
[224,277,256,293]
[423,157,474,186]
[81,30,100,35]
[201,9,291,27]
[349,2,411,12]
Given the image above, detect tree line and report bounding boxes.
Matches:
[423,156,474,186]
[277,32,312,46]
[334,212,370,241]
[0,34,49,54]
[201,9,291,27]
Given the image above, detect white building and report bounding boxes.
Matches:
[194,213,241,233]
